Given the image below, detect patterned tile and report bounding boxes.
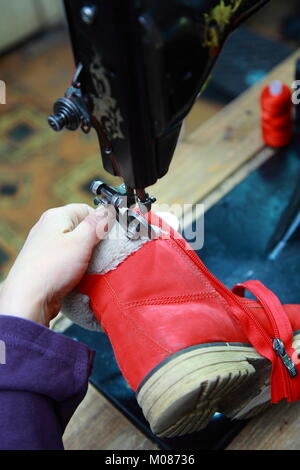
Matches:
[0,182,18,196]
[0,246,9,270]
[0,220,25,280]
[0,169,32,208]
[7,122,35,142]
[0,107,56,164]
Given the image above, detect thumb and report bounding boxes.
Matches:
[70,205,115,246]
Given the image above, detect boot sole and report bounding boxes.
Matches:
[136,332,300,438]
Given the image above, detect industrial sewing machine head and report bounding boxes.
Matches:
[48,0,269,237]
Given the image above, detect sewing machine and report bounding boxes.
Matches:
[48,0,270,234]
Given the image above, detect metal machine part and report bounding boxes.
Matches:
[48,63,92,134]
[267,173,300,261]
[91,180,157,240]
[80,5,97,25]
[268,210,300,261]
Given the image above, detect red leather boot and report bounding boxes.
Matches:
[64,212,300,438]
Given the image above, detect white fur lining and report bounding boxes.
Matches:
[62,221,156,330]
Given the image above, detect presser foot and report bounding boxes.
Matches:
[91,180,157,240]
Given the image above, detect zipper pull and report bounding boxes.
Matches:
[273,338,298,378]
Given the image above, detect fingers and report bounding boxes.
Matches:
[28,203,115,247]
[34,204,94,235]
[69,204,115,246]
[61,204,95,233]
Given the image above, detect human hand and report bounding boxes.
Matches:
[0,203,114,327]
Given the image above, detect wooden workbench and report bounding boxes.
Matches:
[61,49,300,450]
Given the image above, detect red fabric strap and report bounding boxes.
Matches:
[232,280,300,403]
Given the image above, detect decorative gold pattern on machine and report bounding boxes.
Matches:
[203,0,242,50]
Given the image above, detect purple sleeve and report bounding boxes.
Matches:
[0,315,95,450]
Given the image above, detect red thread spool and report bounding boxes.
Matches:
[260,81,293,148]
